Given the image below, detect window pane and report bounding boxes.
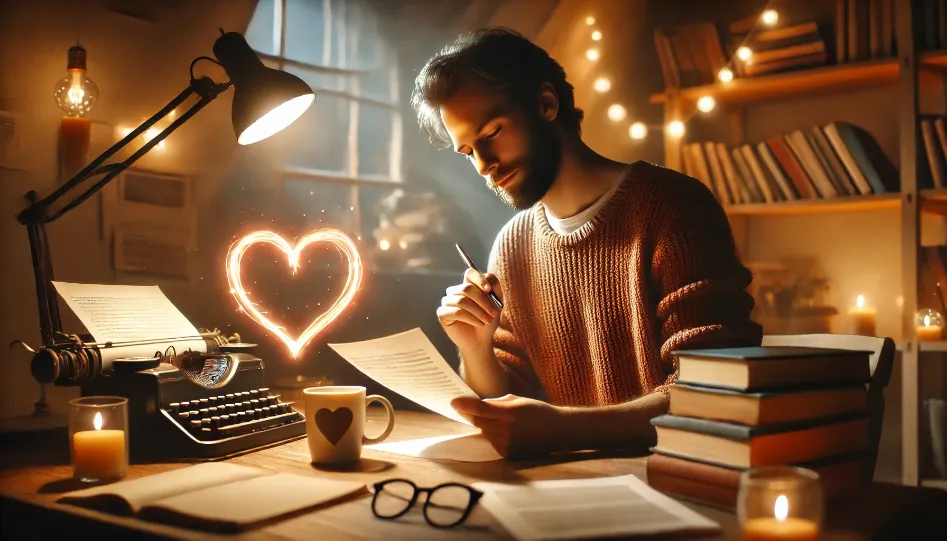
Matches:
[358,104,393,177]
[283,93,350,173]
[359,62,391,103]
[285,64,348,95]
[285,0,327,66]
[245,0,276,55]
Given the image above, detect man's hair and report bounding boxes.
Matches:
[411,28,584,148]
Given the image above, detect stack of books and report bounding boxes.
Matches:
[729,21,828,77]
[648,346,873,510]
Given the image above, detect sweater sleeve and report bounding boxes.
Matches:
[649,171,763,396]
[487,226,542,399]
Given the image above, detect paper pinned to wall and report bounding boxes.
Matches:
[52,281,207,365]
[327,328,478,425]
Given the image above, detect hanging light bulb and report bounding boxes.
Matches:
[718,68,734,83]
[737,46,753,62]
[607,104,626,122]
[586,49,600,61]
[591,30,602,41]
[697,96,716,113]
[629,122,647,140]
[593,77,611,92]
[54,45,99,181]
[667,120,685,138]
[761,9,778,26]
[54,45,98,118]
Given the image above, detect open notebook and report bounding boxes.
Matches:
[56,462,367,533]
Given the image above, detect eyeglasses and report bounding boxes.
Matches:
[371,478,483,528]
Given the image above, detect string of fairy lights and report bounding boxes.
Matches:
[581,5,780,142]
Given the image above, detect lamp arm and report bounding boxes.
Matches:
[16,75,232,346]
[47,80,231,222]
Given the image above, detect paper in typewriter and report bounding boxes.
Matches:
[327,328,478,426]
[52,282,207,364]
[474,474,720,540]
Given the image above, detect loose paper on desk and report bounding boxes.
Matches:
[52,282,207,366]
[473,474,720,540]
[327,328,478,426]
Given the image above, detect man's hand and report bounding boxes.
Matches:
[451,395,570,459]
[436,269,502,355]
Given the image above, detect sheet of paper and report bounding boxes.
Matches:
[366,432,503,462]
[53,282,207,365]
[327,328,478,425]
[473,474,720,541]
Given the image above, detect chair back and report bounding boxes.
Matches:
[760,334,895,482]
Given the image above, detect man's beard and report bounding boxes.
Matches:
[490,114,561,210]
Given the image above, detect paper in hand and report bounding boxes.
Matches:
[327,328,478,425]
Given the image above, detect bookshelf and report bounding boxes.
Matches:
[652,2,941,487]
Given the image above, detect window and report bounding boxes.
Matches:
[245,0,402,236]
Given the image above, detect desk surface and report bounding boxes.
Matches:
[2,409,946,541]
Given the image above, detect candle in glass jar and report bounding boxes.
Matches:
[848,295,876,336]
[73,412,126,480]
[916,314,943,341]
[742,496,819,541]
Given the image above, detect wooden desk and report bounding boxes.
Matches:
[2,410,945,540]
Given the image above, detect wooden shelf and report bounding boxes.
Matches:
[724,194,900,216]
[649,51,947,107]
[721,189,947,217]
[920,341,947,352]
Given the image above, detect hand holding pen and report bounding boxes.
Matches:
[435,244,504,354]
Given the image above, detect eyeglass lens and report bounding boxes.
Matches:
[373,480,415,518]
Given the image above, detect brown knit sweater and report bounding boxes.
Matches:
[487,161,762,407]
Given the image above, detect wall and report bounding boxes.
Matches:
[0,0,259,419]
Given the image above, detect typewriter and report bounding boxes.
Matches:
[29,330,306,460]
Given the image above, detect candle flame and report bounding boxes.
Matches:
[93,412,103,431]
[774,495,788,521]
[225,230,362,359]
[924,314,931,327]
[856,295,865,309]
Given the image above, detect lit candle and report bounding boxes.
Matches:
[743,495,819,541]
[848,295,876,336]
[916,314,943,341]
[73,411,127,481]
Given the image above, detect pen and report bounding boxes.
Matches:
[455,243,504,310]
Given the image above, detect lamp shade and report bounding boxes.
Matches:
[213,31,315,145]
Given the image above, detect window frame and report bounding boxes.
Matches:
[251,0,404,239]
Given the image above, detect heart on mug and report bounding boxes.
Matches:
[315,407,353,445]
[226,230,363,358]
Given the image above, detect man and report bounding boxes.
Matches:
[412,28,761,458]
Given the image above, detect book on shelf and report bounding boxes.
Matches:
[680,122,899,207]
[56,462,368,533]
[653,22,727,89]
[730,21,829,77]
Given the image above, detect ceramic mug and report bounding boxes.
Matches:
[303,386,395,464]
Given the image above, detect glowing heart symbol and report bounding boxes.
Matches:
[226,230,362,358]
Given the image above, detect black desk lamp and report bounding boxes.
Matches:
[11,30,315,420]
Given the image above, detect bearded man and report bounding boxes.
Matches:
[412,28,762,458]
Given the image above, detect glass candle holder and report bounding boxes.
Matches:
[738,466,823,541]
[915,308,944,341]
[69,396,129,483]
